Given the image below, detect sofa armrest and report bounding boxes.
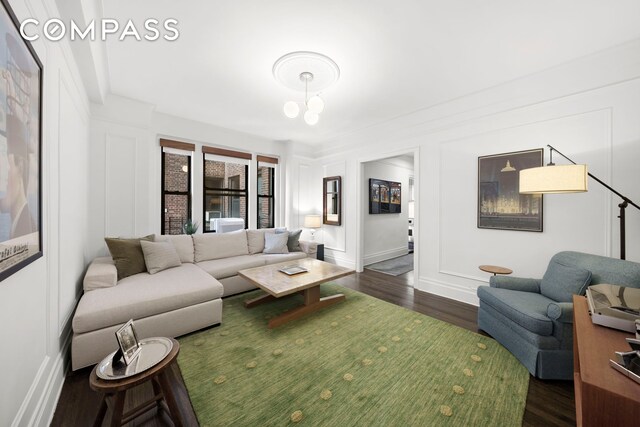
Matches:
[83,257,118,292]
[299,240,318,257]
[489,276,541,293]
[547,302,574,323]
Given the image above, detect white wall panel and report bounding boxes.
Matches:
[57,77,89,333]
[105,135,137,237]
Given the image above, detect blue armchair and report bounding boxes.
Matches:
[477,251,640,380]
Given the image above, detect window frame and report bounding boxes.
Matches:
[161,149,192,235]
[257,161,275,229]
[202,153,249,233]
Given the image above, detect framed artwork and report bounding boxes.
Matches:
[0,0,43,282]
[115,320,142,365]
[478,148,543,232]
[369,179,401,214]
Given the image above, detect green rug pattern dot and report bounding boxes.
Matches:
[177,284,528,426]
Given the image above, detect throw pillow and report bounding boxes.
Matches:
[540,260,592,302]
[104,234,155,280]
[140,240,182,274]
[287,229,302,252]
[264,232,289,254]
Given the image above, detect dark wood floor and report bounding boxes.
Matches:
[52,269,575,426]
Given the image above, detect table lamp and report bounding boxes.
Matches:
[303,215,322,241]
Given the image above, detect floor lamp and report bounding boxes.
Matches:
[520,144,640,260]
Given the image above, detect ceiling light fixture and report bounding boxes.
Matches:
[272,51,340,126]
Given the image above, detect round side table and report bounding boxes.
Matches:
[479,265,513,276]
[89,338,182,427]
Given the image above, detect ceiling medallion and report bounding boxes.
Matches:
[272,51,340,126]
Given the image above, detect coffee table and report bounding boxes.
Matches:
[238,258,355,328]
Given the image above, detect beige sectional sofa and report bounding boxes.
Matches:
[72,229,317,370]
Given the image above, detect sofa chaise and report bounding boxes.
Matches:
[72,229,317,370]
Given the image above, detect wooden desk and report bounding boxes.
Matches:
[572,296,640,426]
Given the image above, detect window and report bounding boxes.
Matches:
[203,147,250,232]
[160,139,195,235]
[257,156,277,229]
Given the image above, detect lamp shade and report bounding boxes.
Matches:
[304,110,319,125]
[303,215,322,228]
[519,164,588,194]
[284,101,300,118]
[307,95,325,113]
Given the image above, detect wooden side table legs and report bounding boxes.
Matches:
[157,368,183,427]
[91,361,183,427]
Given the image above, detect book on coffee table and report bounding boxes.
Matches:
[278,265,308,275]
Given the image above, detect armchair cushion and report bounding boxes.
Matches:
[490,276,541,293]
[540,260,592,302]
[477,286,554,336]
[547,302,574,323]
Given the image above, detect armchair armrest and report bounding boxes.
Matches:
[299,240,318,257]
[83,257,118,292]
[547,302,574,323]
[489,276,541,293]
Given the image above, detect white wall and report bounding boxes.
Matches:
[292,40,640,306]
[0,0,91,425]
[88,95,289,258]
[363,159,412,265]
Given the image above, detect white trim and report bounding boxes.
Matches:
[162,146,193,155]
[324,252,357,269]
[363,246,409,266]
[418,276,480,306]
[204,153,252,166]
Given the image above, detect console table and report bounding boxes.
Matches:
[572,296,640,426]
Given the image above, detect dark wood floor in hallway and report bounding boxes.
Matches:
[52,269,575,426]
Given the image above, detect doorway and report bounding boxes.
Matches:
[357,149,418,286]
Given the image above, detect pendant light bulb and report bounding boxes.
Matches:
[283,101,299,118]
[307,95,325,114]
[304,110,319,125]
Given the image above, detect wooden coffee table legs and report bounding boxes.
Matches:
[245,285,345,328]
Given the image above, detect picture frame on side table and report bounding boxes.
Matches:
[115,320,142,365]
[0,0,43,283]
[477,148,544,232]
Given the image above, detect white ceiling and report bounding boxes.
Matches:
[101,0,640,145]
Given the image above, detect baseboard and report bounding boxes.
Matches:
[324,252,356,269]
[12,328,71,426]
[417,276,479,306]
[363,246,408,266]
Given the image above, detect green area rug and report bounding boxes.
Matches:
[177,284,529,426]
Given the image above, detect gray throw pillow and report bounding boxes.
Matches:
[140,240,182,274]
[540,260,592,302]
[264,232,289,254]
[105,234,155,280]
[287,229,302,252]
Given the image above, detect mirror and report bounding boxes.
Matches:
[323,176,342,226]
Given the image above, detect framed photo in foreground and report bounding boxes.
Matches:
[0,0,43,282]
[115,320,142,365]
[477,148,543,232]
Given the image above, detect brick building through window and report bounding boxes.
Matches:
[203,155,248,232]
[161,143,193,235]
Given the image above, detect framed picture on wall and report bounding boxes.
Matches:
[369,179,401,214]
[477,148,543,232]
[0,0,43,283]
